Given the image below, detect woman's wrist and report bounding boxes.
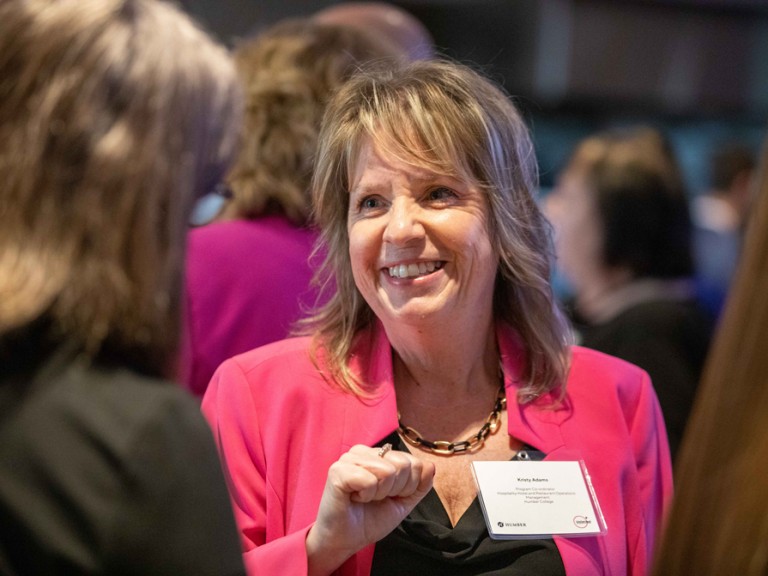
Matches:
[305,523,357,576]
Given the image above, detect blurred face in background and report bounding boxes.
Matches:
[544,163,604,298]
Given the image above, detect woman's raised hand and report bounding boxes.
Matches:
[305,444,435,576]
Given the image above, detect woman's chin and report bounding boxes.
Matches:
[377,300,450,329]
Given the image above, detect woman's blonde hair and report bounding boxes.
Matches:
[306,59,570,399]
[0,0,242,375]
[221,17,403,223]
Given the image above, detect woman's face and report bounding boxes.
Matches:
[544,165,604,295]
[347,139,498,330]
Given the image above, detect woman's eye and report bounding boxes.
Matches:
[428,187,456,201]
[358,196,381,210]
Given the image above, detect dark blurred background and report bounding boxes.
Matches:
[180,0,768,192]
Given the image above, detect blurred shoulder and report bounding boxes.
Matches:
[210,336,327,397]
[187,217,317,273]
[570,344,648,377]
[568,344,654,406]
[226,335,314,371]
[189,216,313,247]
[0,361,215,489]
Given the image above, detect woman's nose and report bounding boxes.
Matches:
[383,198,424,245]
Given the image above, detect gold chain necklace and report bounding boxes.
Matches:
[397,384,506,456]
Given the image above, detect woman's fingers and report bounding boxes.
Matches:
[339,444,429,503]
[381,450,411,495]
[327,460,382,503]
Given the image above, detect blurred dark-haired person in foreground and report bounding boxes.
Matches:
[652,135,768,575]
[204,59,672,576]
[0,0,244,573]
[545,126,714,461]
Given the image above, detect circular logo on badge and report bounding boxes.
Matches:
[573,516,591,529]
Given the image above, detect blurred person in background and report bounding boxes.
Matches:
[312,1,435,62]
[0,0,244,573]
[691,140,757,319]
[651,135,768,576]
[545,126,714,461]
[179,17,413,397]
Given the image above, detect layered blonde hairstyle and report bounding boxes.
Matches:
[306,59,570,399]
[0,0,242,375]
[220,17,403,223]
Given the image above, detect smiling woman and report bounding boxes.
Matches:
[202,59,673,576]
[346,141,497,329]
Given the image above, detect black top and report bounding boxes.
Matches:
[567,296,713,460]
[371,432,565,576]
[0,336,245,576]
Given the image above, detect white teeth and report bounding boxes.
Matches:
[388,261,443,279]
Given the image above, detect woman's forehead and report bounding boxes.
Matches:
[349,129,467,181]
[350,138,450,184]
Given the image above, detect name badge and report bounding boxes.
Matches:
[471,460,606,539]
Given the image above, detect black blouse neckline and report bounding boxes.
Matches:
[370,431,565,576]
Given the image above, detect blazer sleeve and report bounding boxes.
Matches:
[627,369,674,574]
[202,359,313,576]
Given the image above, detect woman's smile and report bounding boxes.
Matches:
[385,260,444,279]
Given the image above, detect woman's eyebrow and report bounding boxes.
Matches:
[350,182,389,197]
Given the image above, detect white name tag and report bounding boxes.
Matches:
[471,460,606,539]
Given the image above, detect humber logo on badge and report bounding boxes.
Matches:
[498,521,527,528]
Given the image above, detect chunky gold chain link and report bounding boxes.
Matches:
[397,385,506,456]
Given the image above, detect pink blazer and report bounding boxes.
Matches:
[203,322,673,576]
